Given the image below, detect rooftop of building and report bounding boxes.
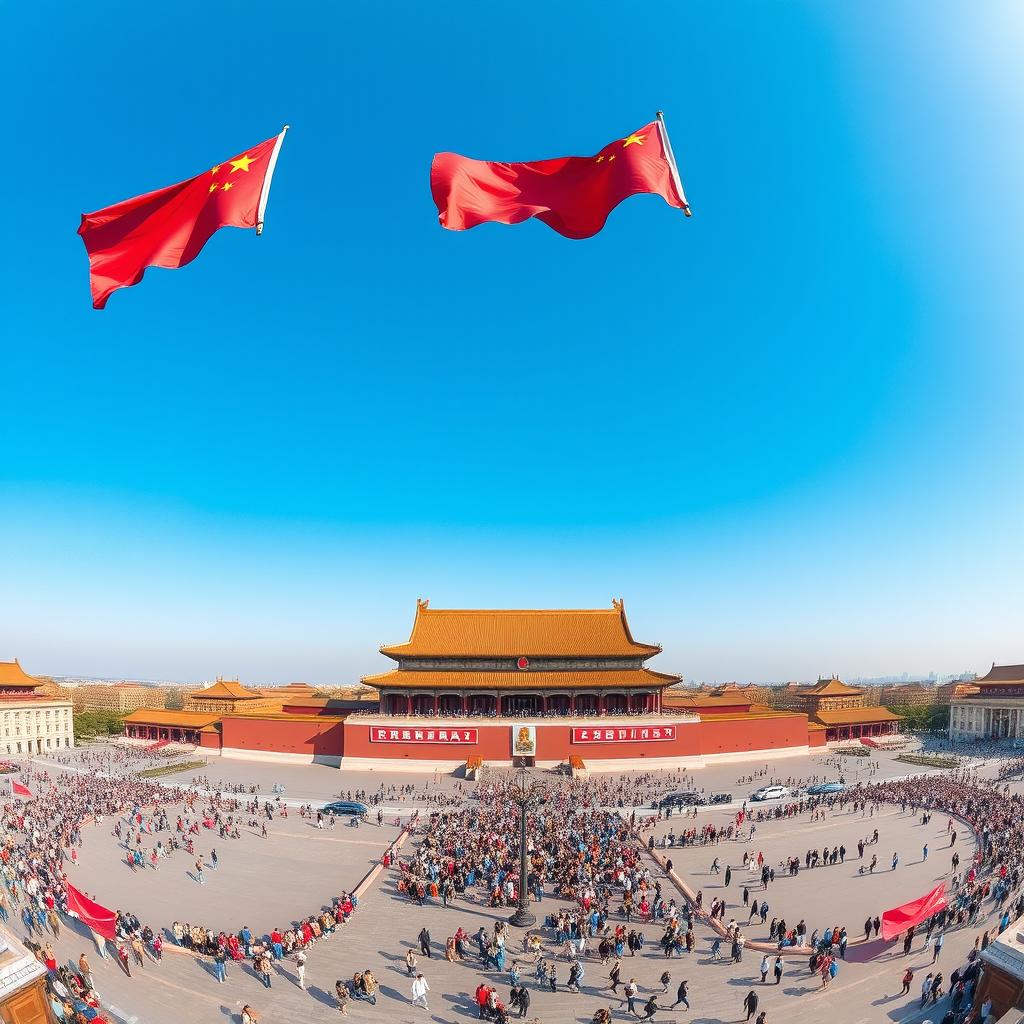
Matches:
[188,678,265,700]
[977,664,1024,686]
[811,707,903,725]
[121,709,223,728]
[362,668,679,690]
[806,677,864,697]
[379,599,662,659]
[0,660,42,689]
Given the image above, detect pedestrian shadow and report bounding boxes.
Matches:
[306,985,337,1009]
[439,993,478,1018]
[378,983,404,1002]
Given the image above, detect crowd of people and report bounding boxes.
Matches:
[12,741,1024,1023]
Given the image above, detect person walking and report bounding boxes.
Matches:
[609,958,622,993]
[117,943,131,978]
[406,948,418,976]
[743,990,759,1021]
[418,926,432,958]
[411,973,430,1009]
[933,932,944,964]
[78,953,94,991]
[624,978,639,1014]
[195,858,205,885]
[211,848,219,871]
[294,949,307,989]
[214,947,227,983]
[671,979,690,1010]
[240,1006,258,1024]
[725,866,732,887]
[901,967,914,995]
[760,955,769,983]
[773,956,783,984]
[639,995,658,1021]
[920,972,933,1007]
[659,970,671,994]
[517,984,531,1019]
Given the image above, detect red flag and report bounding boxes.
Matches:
[65,882,117,941]
[78,128,289,309]
[880,882,947,940]
[431,116,690,239]
[10,780,32,800]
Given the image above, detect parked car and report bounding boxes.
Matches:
[323,800,368,816]
[751,785,789,802]
[659,791,706,808]
[806,782,846,795]
[708,792,733,805]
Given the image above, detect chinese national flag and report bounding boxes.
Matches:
[78,129,288,309]
[431,119,690,239]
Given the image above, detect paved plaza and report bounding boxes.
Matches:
[5,745,1011,1024]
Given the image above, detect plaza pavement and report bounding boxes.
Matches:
[13,745,1005,1024]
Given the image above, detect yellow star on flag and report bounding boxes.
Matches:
[608,154,616,161]
[211,165,220,175]
[230,155,254,173]
[622,133,646,147]
[208,183,218,193]
[221,181,234,191]
[596,154,605,163]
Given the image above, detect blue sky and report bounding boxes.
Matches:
[2,2,1023,684]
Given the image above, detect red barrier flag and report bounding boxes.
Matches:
[431,113,690,239]
[65,882,117,941]
[880,882,947,941]
[78,127,289,309]
[10,780,32,800]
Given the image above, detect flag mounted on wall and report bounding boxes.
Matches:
[78,127,289,309]
[431,112,690,239]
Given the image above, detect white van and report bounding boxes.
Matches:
[751,785,789,802]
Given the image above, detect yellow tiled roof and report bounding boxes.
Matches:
[188,679,263,700]
[122,709,222,728]
[362,668,679,690]
[380,599,661,658]
[812,707,902,725]
[0,660,41,688]
[807,678,863,697]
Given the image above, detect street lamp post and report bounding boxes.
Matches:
[508,766,544,929]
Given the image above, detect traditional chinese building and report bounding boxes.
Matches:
[184,678,280,715]
[950,664,1024,741]
[363,599,680,716]
[793,677,902,742]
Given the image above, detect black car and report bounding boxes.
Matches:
[659,791,706,808]
[708,793,733,805]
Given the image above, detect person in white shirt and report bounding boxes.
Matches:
[411,973,430,1009]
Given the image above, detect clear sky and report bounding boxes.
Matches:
[2,2,1023,685]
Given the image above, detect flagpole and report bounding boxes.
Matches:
[256,125,290,236]
[656,111,691,217]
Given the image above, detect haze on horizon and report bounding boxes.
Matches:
[3,2,1024,687]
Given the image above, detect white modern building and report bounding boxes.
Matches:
[0,660,74,755]
[949,663,1024,741]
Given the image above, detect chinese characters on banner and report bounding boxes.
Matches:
[571,725,677,743]
[370,727,479,744]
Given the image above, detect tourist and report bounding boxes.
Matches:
[743,989,759,1021]
[411,972,430,1009]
